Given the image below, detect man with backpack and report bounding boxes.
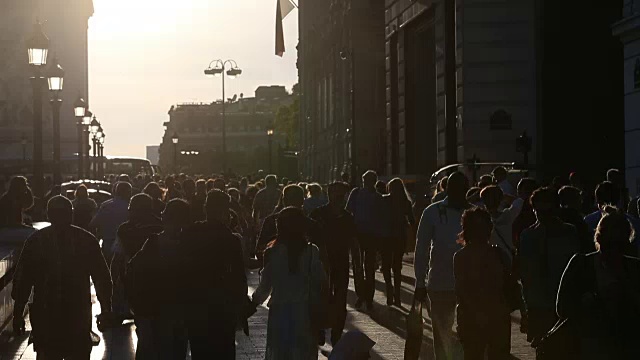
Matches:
[414,172,472,360]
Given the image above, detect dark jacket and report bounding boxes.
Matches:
[12,225,112,352]
[310,204,356,270]
[180,220,247,323]
[559,207,596,254]
[116,215,163,258]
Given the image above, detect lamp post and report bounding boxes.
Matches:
[46,56,64,185]
[267,127,274,173]
[204,59,242,173]
[89,116,100,179]
[21,134,27,161]
[98,132,105,179]
[340,50,357,185]
[171,132,179,174]
[83,110,93,178]
[26,21,50,199]
[74,96,86,179]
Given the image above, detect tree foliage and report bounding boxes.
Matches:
[275,85,300,148]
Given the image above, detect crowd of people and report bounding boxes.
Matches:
[0,165,639,359]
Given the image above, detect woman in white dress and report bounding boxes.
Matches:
[252,207,327,360]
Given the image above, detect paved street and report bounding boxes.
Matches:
[0,255,535,359]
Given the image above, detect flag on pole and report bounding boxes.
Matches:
[276,0,295,57]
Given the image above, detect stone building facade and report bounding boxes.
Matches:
[0,0,93,168]
[384,0,537,179]
[298,0,386,183]
[614,0,640,197]
[159,86,290,176]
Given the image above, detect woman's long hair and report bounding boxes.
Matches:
[595,206,634,257]
[388,178,411,205]
[275,207,309,274]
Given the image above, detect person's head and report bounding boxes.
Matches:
[246,185,258,199]
[480,185,503,212]
[143,182,163,200]
[128,193,154,221]
[446,172,469,205]
[569,172,581,188]
[74,184,89,200]
[375,180,387,194]
[362,170,378,190]
[388,178,410,201]
[530,187,560,221]
[162,198,191,230]
[228,188,240,202]
[459,207,493,246]
[595,206,634,254]
[213,178,226,191]
[517,177,538,200]
[606,168,623,187]
[240,177,248,187]
[206,179,215,192]
[265,175,278,188]
[558,186,582,211]
[183,179,196,197]
[492,166,508,183]
[205,189,231,223]
[595,181,619,208]
[341,172,350,184]
[328,182,349,207]
[47,195,73,226]
[307,183,323,198]
[7,176,29,195]
[283,184,305,208]
[275,207,309,273]
[466,187,481,204]
[195,179,207,195]
[118,174,131,184]
[115,181,133,201]
[478,174,494,188]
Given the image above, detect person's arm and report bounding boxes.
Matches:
[11,233,37,333]
[310,245,328,286]
[87,233,113,314]
[414,207,435,290]
[406,200,417,227]
[252,249,273,305]
[88,203,103,233]
[231,234,248,313]
[556,254,584,319]
[506,197,524,222]
[346,188,358,214]
[252,191,262,221]
[255,216,276,259]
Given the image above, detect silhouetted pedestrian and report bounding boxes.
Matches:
[454,207,511,360]
[181,190,247,359]
[72,184,97,230]
[414,172,472,360]
[89,181,132,263]
[252,207,328,359]
[0,176,34,228]
[520,187,579,343]
[12,196,113,359]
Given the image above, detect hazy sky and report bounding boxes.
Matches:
[88,0,299,157]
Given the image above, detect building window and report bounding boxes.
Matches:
[489,109,512,130]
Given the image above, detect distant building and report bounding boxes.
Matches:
[146,145,160,165]
[159,86,291,176]
[0,1,93,168]
[614,0,640,197]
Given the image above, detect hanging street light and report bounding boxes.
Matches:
[46,56,64,184]
[203,59,242,174]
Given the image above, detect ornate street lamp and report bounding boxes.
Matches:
[267,126,274,173]
[46,56,64,184]
[98,132,105,179]
[171,132,179,173]
[26,21,50,199]
[204,59,242,174]
[74,96,86,178]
